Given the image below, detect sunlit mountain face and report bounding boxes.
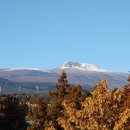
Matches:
[0,62,128,93]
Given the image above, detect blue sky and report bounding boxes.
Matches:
[0,0,130,72]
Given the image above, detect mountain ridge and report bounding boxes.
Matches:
[0,61,127,73]
[0,62,128,93]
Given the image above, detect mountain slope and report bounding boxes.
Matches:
[53,62,128,88]
[0,62,128,93]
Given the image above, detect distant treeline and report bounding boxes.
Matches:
[0,72,130,130]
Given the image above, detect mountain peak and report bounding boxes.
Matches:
[59,61,108,72]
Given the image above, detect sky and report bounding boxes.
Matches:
[0,0,130,72]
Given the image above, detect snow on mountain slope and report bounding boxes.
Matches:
[0,62,128,91]
[0,62,108,73]
[0,68,50,72]
[59,61,108,72]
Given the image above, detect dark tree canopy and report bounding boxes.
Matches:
[0,96,28,130]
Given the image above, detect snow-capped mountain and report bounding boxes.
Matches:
[59,61,108,72]
[0,61,128,93]
[0,62,108,73]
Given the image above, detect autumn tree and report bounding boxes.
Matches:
[122,75,130,129]
[58,78,130,130]
[123,75,130,108]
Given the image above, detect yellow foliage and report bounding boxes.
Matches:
[57,79,130,130]
[44,121,56,130]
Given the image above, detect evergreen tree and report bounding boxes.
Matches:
[64,85,91,109]
[0,97,5,130]
[30,96,47,130]
[48,72,69,129]
[0,96,28,130]
[51,71,69,97]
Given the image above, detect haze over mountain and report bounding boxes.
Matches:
[0,62,128,93]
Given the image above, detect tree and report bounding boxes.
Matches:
[0,97,5,130]
[64,85,91,109]
[0,96,28,130]
[122,75,130,129]
[30,96,47,130]
[123,75,130,108]
[48,72,70,129]
[58,78,130,130]
[51,71,69,97]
